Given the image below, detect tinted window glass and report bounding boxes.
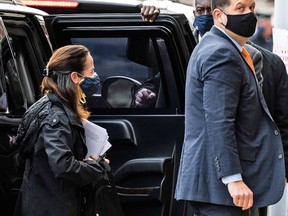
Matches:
[0,23,8,113]
[3,14,51,111]
[0,18,25,114]
[71,36,170,111]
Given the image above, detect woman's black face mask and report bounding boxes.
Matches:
[79,73,100,98]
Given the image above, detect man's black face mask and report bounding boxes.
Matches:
[193,14,214,36]
[222,11,258,37]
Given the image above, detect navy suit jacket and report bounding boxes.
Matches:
[175,26,285,208]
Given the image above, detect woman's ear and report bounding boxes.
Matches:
[70,72,81,84]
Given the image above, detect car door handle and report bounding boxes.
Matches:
[114,157,172,199]
[93,119,137,146]
[116,186,159,196]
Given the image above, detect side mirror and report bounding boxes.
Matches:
[101,76,141,108]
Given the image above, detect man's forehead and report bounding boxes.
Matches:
[195,0,211,7]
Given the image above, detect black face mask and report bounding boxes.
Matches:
[222,12,258,37]
[193,14,214,36]
[79,73,100,97]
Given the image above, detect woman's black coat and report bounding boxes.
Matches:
[15,92,104,216]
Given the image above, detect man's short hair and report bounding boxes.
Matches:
[212,0,230,10]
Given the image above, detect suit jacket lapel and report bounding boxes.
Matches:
[209,26,275,123]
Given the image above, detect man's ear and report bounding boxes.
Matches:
[213,8,224,25]
[70,72,80,84]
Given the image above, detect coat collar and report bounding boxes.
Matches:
[47,92,82,127]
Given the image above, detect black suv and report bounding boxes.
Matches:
[0,0,196,215]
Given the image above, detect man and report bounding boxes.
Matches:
[191,0,288,215]
[192,0,213,43]
[191,2,288,215]
[175,0,286,215]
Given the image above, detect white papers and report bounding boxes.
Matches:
[82,119,111,159]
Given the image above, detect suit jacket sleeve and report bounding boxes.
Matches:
[200,47,243,179]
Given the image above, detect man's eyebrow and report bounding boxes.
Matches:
[235,2,248,7]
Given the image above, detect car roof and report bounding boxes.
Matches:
[20,0,193,15]
[0,0,48,15]
[18,0,194,28]
[21,0,144,14]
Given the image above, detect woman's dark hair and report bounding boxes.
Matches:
[41,44,90,120]
[212,0,230,10]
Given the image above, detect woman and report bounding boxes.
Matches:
[14,45,105,216]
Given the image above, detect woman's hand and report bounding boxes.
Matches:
[89,154,110,164]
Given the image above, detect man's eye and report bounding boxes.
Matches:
[197,9,204,13]
[196,7,212,15]
[237,6,245,12]
[249,6,255,11]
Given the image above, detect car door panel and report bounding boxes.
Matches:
[44,13,194,216]
[96,119,137,145]
[90,115,184,216]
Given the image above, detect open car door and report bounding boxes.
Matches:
[44,13,195,216]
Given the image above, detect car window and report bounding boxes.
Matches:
[71,35,173,112]
[0,18,26,114]
[0,75,7,113]
[1,14,51,113]
[0,20,8,113]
